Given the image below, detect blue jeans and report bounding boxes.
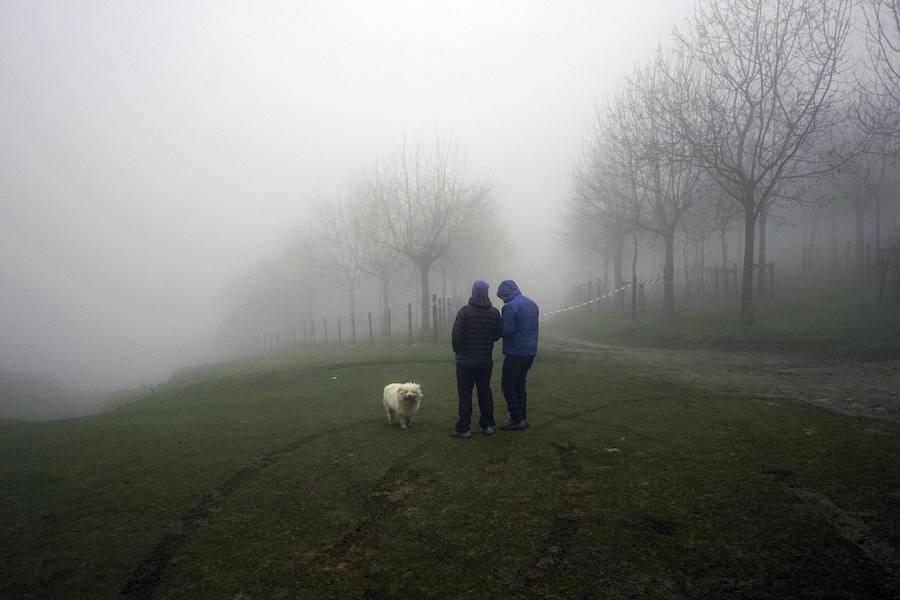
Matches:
[501,355,534,423]
[455,364,495,431]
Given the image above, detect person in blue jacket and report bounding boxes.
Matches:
[496,279,539,431]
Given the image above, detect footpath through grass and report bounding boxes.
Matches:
[1,342,899,599]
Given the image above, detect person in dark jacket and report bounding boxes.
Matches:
[496,279,539,431]
[450,280,502,438]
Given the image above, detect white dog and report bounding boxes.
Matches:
[382,382,423,429]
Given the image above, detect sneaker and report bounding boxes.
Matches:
[450,429,472,438]
[483,426,495,435]
[499,420,527,431]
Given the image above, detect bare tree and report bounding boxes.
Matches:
[558,190,610,270]
[561,167,628,299]
[683,177,743,295]
[436,199,508,299]
[567,99,641,313]
[848,149,900,256]
[821,119,894,273]
[308,193,369,342]
[617,53,704,315]
[860,0,900,152]
[344,179,406,328]
[669,0,854,324]
[369,135,493,338]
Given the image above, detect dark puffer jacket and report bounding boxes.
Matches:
[452,292,502,367]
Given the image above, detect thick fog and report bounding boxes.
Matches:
[1,1,695,397]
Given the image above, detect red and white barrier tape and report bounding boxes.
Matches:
[542,279,668,318]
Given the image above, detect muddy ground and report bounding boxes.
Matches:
[543,334,900,422]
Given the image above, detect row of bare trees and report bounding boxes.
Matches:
[564,0,900,325]
[285,135,500,343]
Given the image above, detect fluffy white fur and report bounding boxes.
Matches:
[382,382,423,429]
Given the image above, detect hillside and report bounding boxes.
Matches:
[2,340,899,599]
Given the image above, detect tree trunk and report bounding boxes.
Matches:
[612,228,625,313]
[740,200,757,325]
[379,275,391,333]
[854,206,866,274]
[631,233,639,324]
[720,227,728,294]
[663,228,675,315]
[602,259,610,293]
[831,218,838,271]
[757,204,768,298]
[349,287,357,343]
[874,206,882,256]
[419,264,431,338]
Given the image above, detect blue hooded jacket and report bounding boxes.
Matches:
[497,280,539,357]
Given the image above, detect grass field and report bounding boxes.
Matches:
[2,321,900,599]
[551,279,900,358]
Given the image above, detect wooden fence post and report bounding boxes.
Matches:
[714,264,719,296]
[407,303,413,344]
[432,294,438,341]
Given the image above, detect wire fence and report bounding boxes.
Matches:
[231,294,467,358]
[229,249,900,360]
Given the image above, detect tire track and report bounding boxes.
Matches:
[302,440,434,572]
[508,401,655,597]
[120,420,369,599]
[282,439,435,600]
[515,441,588,599]
[766,469,900,583]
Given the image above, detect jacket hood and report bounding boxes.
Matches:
[497,280,521,302]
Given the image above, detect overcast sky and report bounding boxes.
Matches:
[1,0,695,392]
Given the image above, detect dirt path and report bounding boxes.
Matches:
[542,334,900,421]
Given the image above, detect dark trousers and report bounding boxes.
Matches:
[455,364,495,431]
[501,355,534,423]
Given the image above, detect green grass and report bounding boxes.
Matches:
[547,279,900,355]
[2,342,900,599]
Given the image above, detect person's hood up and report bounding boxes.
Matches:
[497,280,521,303]
[469,280,493,308]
